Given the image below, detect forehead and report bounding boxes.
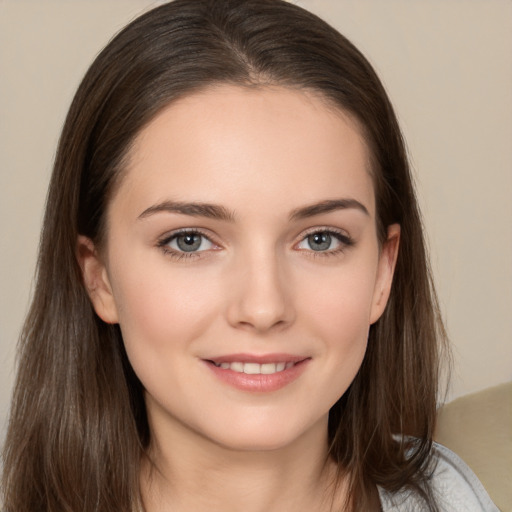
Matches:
[113,84,375,220]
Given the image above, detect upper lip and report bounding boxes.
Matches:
[204,353,309,364]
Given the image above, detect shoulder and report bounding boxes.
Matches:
[428,443,499,511]
[378,442,499,511]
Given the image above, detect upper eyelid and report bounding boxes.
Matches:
[296,226,352,240]
[300,226,349,235]
[158,227,214,241]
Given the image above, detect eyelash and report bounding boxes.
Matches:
[157,228,217,261]
[297,227,355,258]
[156,227,355,261]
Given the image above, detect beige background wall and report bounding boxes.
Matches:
[1,0,511,439]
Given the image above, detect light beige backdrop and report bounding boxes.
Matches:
[1,0,511,440]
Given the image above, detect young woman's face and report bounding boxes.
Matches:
[81,85,398,452]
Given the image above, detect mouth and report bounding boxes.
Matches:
[203,354,310,392]
[210,361,296,374]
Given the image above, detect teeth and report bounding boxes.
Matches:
[261,363,276,374]
[244,363,261,374]
[214,361,295,374]
[230,362,244,373]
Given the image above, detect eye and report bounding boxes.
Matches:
[296,229,353,253]
[159,230,216,255]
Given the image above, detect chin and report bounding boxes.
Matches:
[202,414,327,453]
[212,433,302,453]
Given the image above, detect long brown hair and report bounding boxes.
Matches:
[2,1,449,510]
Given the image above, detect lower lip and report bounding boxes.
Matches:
[204,359,310,392]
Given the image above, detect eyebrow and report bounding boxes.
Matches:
[289,199,369,220]
[138,201,236,222]
[138,198,369,222]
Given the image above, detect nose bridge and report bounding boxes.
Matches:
[227,242,294,332]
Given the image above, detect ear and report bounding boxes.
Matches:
[76,235,119,324]
[369,224,400,324]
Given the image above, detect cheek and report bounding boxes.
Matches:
[311,290,371,376]
[299,258,378,337]
[110,258,222,372]
[295,257,379,387]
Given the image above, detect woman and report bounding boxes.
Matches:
[1,0,498,510]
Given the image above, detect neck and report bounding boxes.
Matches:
[140,415,347,512]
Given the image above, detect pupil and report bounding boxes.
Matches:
[177,234,201,252]
[309,232,331,251]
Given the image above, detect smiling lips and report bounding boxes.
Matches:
[213,361,295,374]
[205,354,309,392]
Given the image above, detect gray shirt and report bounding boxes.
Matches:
[378,443,499,511]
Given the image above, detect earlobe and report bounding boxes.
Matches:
[369,224,400,324]
[76,235,119,324]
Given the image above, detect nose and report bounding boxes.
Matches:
[226,250,295,333]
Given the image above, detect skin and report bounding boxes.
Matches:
[79,85,399,512]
